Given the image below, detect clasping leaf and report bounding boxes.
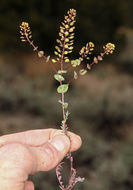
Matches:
[58,70,67,74]
[54,74,65,82]
[57,84,69,93]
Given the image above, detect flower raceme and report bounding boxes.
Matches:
[52,9,76,64]
[104,43,115,55]
[20,22,32,42]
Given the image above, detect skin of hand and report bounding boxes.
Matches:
[0,129,82,190]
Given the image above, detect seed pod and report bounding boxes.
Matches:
[79,69,87,76]
[38,51,44,58]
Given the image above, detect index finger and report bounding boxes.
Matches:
[0,129,82,152]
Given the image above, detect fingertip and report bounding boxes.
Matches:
[24,181,34,190]
[69,132,82,152]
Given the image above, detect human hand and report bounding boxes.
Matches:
[0,129,81,190]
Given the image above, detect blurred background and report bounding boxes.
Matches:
[0,0,133,190]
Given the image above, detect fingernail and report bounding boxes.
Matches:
[50,135,70,154]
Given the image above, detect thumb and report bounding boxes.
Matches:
[31,134,70,172]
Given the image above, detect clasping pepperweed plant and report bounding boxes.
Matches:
[20,9,115,190]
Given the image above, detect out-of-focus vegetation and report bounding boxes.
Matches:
[1,0,133,190]
[1,60,133,190]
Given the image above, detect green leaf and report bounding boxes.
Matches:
[65,111,70,119]
[93,57,98,64]
[58,100,68,109]
[54,74,65,82]
[46,55,50,62]
[74,71,78,79]
[57,84,69,94]
[58,70,67,74]
[87,64,91,70]
[58,100,62,104]
[63,102,68,109]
